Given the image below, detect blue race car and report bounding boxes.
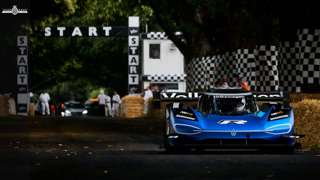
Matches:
[163,88,300,152]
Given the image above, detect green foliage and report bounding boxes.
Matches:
[47,79,95,103]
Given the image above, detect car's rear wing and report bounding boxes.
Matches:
[160,91,289,103]
[160,92,200,101]
[253,91,289,105]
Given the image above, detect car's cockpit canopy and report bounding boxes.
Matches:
[198,89,258,115]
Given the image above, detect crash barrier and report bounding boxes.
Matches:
[0,95,16,116]
[186,29,320,93]
[121,95,144,118]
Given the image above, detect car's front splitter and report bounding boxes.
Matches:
[167,134,296,149]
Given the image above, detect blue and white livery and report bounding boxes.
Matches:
[163,89,300,152]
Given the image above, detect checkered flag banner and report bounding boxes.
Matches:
[186,48,261,91]
[186,28,320,93]
[143,74,186,82]
[141,32,168,40]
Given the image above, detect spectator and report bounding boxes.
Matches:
[39,91,50,115]
[216,76,229,89]
[50,104,56,116]
[143,86,153,115]
[105,93,112,118]
[112,91,121,117]
[235,75,251,91]
[97,89,108,117]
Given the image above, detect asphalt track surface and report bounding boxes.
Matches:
[0,116,319,180]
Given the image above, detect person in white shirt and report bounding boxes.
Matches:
[143,86,153,115]
[98,90,107,116]
[111,91,121,117]
[39,92,50,115]
[105,94,112,117]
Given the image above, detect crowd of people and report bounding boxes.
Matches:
[97,90,121,117]
[215,75,251,91]
[30,89,123,118]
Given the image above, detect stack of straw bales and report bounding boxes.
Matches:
[0,95,9,116]
[292,99,320,150]
[121,95,144,118]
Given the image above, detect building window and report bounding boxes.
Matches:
[149,44,160,59]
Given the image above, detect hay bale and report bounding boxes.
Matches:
[121,95,144,118]
[0,95,9,116]
[290,93,320,103]
[292,99,320,150]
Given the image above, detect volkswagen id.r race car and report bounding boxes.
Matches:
[163,89,302,153]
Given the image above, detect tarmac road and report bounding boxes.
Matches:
[0,116,319,180]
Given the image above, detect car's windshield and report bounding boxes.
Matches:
[211,95,257,115]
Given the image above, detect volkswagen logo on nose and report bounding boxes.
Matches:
[230,129,237,136]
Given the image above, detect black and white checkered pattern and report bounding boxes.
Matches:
[143,32,168,40]
[279,41,301,92]
[144,74,186,82]
[235,49,256,90]
[186,49,261,91]
[298,29,320,88]
[255,45,280,92]
[186,58,206,91]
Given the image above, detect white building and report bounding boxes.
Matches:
[142,32,186,92]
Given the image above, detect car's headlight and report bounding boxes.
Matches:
[175,111,196,120]
[174,124,201,134]
[65,110,71,115]
[266,124,292,134]
[82,110,88,115]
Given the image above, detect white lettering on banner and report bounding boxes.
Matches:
[128,55,139,65]
[19,66,27,74]
[130,66,137,74]
[72,27,82,36]
[44,26,114,37]
[129,46,138,55]
[17,74,27,85]
[129,74,139,85]
[128,16,140,91]
[160,92,200,99]
[19,47,27,54]
[129,36,139,46]
[17,35,29,115]
[102,26,112,36]
[57,27,66,36]
[44,27,51,37]
[17,36,27,46]
[17,55,27,65]
[88,26,98,36]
